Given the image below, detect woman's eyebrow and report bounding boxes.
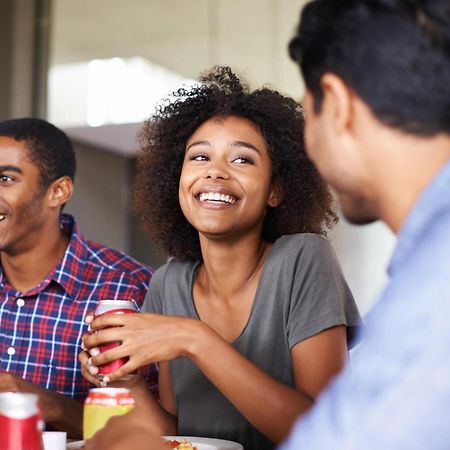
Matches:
[186,140,262,154]
[231,141,261,154]
[186,140,210,151]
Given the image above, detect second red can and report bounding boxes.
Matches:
[0,392,43,450]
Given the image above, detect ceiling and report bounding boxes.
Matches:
[66,122,141,156]
[50,0,307,96]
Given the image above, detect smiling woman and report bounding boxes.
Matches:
[79,66,362,450]
[178,116,279,241]
[134,66,337,261]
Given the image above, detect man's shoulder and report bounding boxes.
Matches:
[61,214,152,276]
[84,239,153,279]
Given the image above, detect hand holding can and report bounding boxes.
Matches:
[93,300,138,381]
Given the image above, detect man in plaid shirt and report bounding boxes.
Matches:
[0,118,158,438]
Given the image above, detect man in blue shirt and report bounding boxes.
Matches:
[282,1,450,449]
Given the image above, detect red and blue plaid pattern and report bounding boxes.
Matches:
[0,214,158,401]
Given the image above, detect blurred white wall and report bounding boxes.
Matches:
[330,219,395,315]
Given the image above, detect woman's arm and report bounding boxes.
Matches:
[83,313,348,443]
[158,361,177,416]
[291,325,347,397]
[188,323,347,443]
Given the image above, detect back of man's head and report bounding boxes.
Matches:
[0,117,76,189]
[289,0,450,136]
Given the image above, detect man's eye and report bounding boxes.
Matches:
[0,175,13,182]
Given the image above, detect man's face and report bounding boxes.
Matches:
[0,136,50,254]
[303,89,378,225]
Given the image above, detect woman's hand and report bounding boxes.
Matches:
[81,312,205,383]
[78,345,101,387]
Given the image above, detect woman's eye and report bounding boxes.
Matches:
[190,154,209,162]
[233,156,253,164]
[0,175,13,183]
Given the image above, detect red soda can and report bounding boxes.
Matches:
[0,392,43,450]
[94,299,138,380]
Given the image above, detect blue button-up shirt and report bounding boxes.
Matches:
[280,160,450,450]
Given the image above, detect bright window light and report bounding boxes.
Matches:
[48,57,195,127]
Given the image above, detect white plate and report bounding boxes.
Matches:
[66,442,84,449]
[67,436,244,450]
[164,436,243,450]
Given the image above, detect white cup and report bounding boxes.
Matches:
[42,431,67,450]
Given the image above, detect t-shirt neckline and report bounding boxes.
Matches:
[187,240,279,345]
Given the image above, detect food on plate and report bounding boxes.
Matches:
[164,439,198,450]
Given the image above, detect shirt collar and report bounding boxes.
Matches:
[51,213,88,297]
[0,214,88,297]
[388,159,450,276]
[0,262,5,288]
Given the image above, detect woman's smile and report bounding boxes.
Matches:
[195,185,240,209]
[179,116,278,237]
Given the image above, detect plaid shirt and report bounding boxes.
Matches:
[0,214,158,402]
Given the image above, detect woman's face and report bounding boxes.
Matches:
[179,116,280,240]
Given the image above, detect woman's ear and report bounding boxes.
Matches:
[46,176,74,209]
[268,177,283,208]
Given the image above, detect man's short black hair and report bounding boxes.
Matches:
[0,117,76,188]
[289,0,450,136]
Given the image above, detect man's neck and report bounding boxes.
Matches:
[372,132,450,234]
[1,227,70,294]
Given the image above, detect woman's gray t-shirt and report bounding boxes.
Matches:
[143,233,361,450]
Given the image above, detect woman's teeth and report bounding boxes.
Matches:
[199,193,236,204]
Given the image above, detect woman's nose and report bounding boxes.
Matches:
[204,160,230,180]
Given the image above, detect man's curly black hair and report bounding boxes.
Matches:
[134,66,337,261]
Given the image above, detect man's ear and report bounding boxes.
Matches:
[268,176,283,208]
[320,73,354,134]
[46,176,74,209]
